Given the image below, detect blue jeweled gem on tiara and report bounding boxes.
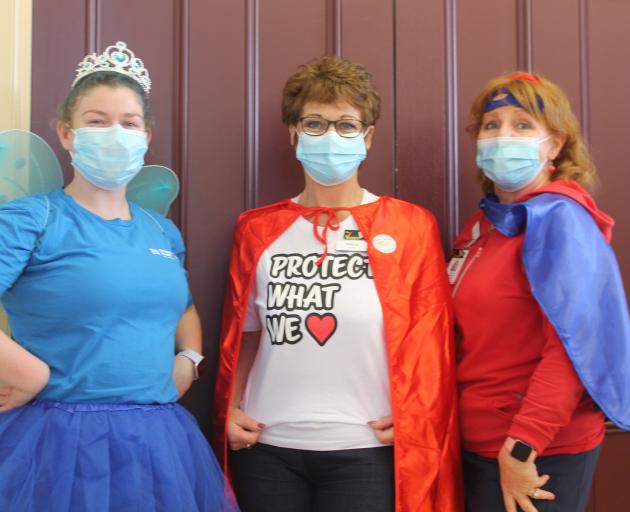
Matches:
[71,41,152,95]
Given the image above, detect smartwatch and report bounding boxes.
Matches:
[176,349,206,380]
[510,439,534,462]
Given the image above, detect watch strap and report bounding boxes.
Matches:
[176,349,205,380]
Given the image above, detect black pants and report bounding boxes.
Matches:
[463,445,601,512]
[229,443,394,512]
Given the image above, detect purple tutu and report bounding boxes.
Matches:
[0,401,239,511]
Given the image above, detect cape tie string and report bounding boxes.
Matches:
[302,207,348,266]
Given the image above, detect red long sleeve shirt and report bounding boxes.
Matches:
[452,212,604,458]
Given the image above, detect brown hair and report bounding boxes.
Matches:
[58,71,154,129]
[468,71,597,194]
[281,55,381,126]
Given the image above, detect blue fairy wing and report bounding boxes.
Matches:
[0,129,63,206]
[126,165,179,215]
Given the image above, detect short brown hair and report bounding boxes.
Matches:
[468,71,597,194]
[281,55,381,126]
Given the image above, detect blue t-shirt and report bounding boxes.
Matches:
[0,189,190,403]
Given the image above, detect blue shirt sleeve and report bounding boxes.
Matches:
[161,218,186,266]
[0,195,48,296]
[158,216,193,308]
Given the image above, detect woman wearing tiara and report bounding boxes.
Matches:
[0,42,237,511]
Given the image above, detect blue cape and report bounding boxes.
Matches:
[480,192,630,429]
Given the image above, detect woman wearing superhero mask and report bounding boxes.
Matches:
[452,72,630,512]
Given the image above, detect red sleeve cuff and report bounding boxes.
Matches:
[507,422,549,454]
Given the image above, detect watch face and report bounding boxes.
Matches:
[511,441,533,462]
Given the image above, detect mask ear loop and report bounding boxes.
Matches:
[537,135,557,173]
[544,134,564,174]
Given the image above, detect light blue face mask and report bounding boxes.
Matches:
[296,131,367,186]
[476,136,550,192]
[71,124,148,190]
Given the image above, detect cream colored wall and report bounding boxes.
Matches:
[0,0,32,332]
[1,0,32,131]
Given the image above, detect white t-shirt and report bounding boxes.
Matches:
[241,190,392,451]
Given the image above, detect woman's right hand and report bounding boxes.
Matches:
[498,440,555,512]
[227,406,265,451]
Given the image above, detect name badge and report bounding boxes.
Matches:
[343,229,364,241]
[336,239,368,252]
[447,249,470,285]
[471,221,480,243]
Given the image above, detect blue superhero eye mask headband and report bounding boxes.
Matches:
[484,87,545,113]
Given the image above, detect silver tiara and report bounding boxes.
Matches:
[72,41,151,95]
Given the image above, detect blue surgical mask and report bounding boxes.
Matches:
[476,136,550,192]
[72,125,148,190]
[296,131,367,186]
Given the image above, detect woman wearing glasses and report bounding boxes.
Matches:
[214,56,462,512]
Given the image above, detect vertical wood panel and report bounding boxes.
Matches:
[578,0,590,142]
[97,1,177,170]
[445,0,460,246]
[173,0,190,233]
[395,0,451,243]
[245,0,260,210]
[588,0,630,299]
[456,0,519,224]
[342,0,395,198]
[516,0,533,71]
[84,0,98,53]
[531,0,582,123]
[257,1,327,206]
[326,0,342,56]
[588,426,630,511]
[31,0,88,183]
[185,0,247,434]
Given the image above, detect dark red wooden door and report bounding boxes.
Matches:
[30,1,630,508]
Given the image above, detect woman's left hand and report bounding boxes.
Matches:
[0,382,36,412]
[172,355,195,398]
[368,415,394,444]
[497,441,556,512]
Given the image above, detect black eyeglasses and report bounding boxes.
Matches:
[298,115,367,138]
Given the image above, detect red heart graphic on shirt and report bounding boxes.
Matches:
[305,313,338,346]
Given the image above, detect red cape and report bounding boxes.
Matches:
[214,196,463,512]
